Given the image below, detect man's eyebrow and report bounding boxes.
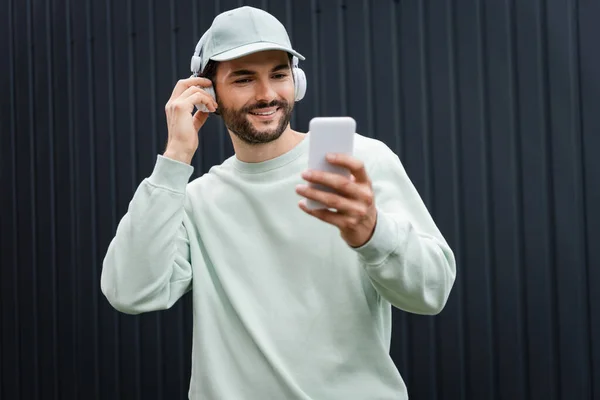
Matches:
[229,63,291,78]
[229,69,255,77]
[271,63,291,73]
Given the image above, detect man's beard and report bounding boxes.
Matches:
[218,98,293,145]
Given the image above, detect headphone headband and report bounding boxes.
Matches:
[190,30,210,76]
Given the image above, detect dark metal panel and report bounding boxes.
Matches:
[11,1,41,400]
[71,0,101,397]
[130,1,165,399]
[89,0,123,397]
[111,0,142,399]
[0,0,20,398]
[51,0,80,397]
[579,1,600,398]
[422,2,467,399]
[343,0,374,138]
[481,1,527,399]
[453,1,496,398]
[31,0,60,397]
[545,1,591,399]
[2,0,600,399]
[367,0,413,387]
[513,1,560,399]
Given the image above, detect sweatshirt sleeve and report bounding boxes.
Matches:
[352,145,457,315]
[100,155,195,315]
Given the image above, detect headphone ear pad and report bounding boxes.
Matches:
[293,67,307,102]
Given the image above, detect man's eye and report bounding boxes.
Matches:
[273,74,287,79]
[235,78,251,84]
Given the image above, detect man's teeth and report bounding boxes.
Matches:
[251,109,277,116]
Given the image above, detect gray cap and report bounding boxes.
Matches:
[191,6,305,74]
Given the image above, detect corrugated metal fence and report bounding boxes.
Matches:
[1,0,598,399]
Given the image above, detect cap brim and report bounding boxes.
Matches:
[210,42,305,62]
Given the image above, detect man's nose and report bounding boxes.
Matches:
[254,79,277,103]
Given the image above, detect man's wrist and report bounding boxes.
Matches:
[352,210,399,266]
[163,147,195,165]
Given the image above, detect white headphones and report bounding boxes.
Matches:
[190,34,307,113]
[291,56,307,102]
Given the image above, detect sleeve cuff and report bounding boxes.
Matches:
[352,210,400,266]
[147,155,195,193]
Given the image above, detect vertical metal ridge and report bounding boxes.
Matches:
[149,0,159,159]
[507,0,530,397]
[447,0,466,397]
[418,2,437,397]
[389,0,402,155]
[169,0,177,83]
[169,1,179,394]
[285,0,294,127]
[362,0,373,136]
[169,0,186,395]
[106,0,117,226]
[338,0,347,115]
[191,0,203,172]
[148,0,164,395]
[417,0,432,206]
[569,1,592,395]
[8,0,21,397]
[310,0,320,115]
[84,0,100,397]
[45,0,59,397]
[65,0,79,395]
[538,0,560,397]
[127,0,141,398]
[26,0,40,396]
[215,0,225,160]
[475,0,497,397]
[315,0,326,114]
[105,0,121,397]
[284,0,292,39]
[191,0,198,43]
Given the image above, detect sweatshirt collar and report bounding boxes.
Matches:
[231,133,309,174]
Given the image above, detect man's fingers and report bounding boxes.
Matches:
[301,170,370,203]
[298,200,348,224]
[165,91,217,117]
[179,86,218,110]
[169,77,213,102]
[295,184,368,217]
[326,153,370,183]
[298,200,365,233]
[186,92,217,113]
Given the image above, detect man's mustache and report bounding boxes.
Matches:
[243,100,288,113]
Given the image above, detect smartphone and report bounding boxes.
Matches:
[305,116,356,210]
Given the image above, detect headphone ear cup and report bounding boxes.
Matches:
[195,85,217,113]
[204,85,216,102]
[293,67,307,102]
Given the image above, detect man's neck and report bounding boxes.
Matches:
[229,127,306,163]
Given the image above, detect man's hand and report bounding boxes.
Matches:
[296,153,377,248]
[163,76,218,164]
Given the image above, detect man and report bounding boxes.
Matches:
[100,6,456,400]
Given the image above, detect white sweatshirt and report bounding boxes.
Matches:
[100,132,456,399]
